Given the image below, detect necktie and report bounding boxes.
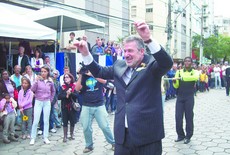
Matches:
[123,67,134,85]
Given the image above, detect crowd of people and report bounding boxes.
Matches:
[0,20,230,155]
[163,61,230,102]
[0,34,118,153]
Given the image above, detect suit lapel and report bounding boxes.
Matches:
[127,54,150,85]
[118,63,129,79]
[117,62,129,86]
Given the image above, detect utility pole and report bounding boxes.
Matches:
[199,5,204,65]
[166,0,172,55]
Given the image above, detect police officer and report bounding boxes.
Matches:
[173,57,199,144]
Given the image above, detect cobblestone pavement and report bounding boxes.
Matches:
[0,89,229,155]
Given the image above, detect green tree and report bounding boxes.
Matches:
[192,34,230,63]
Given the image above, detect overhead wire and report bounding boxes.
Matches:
[13,0,190,38]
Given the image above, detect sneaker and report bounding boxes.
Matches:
[44,138,50,144]
[83,147,94,153]
[21,135,26,140]
[49,128,57,133]
[30,139,35,145]
[27,135,31,139]
[38,130,43,135]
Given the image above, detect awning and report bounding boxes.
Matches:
[26,7,105,32]
[0,4,56,40]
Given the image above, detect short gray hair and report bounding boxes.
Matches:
[123,35,145,51]
[53,69,60,77]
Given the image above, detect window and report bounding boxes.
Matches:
[182,11,186,18]
[146,8,153,13]
[181,42,186,58]
[149,25,153,30]
[146,4,153,13]
[223,20,229,24]
[131,6,137,18]
[181,25,186,34]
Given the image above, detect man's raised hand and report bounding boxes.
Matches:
[134,21,151,42]
[74,40,90,56]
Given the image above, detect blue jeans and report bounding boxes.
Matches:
[215,75,221,89]
[21,108,33,135]
[51,105,61,127]
[80,105,115,148]
[31,100,51,139]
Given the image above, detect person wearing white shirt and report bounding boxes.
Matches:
[59,66,70,86]
[213,64,221,89]
[31,48,44,75]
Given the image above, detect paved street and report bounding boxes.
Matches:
[0,89,230,155]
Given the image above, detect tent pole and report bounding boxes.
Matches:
[8,41,11,72]
[60,15,63,49]
[54,40,56,68]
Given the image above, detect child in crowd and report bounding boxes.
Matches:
[200,70,208,92]
[0,93,18,144]
[18,77,34,139]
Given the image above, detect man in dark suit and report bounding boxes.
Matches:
[75,21,173,155]
[13,46,30,74]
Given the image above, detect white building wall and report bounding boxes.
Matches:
[152,0,168,48]
[62,0,86,48]
[109,0,122,41]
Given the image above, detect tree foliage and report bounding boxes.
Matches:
[192,34,230,63]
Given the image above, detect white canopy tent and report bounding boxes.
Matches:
[26,7,105,32]
[0,4,57,71]
[0,5,56,40]
[26,7,105,46]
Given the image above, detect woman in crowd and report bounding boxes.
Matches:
[30,66,55,145]
[0,70,19,139]
[31,48,44,75]
[58,73,79,142]
[51,69,61,128]
[24,65,37,85]
[0,70,17,101]
[18,77,33,139]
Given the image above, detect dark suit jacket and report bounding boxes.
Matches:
[87,47,173,146]
[13,54,30,73]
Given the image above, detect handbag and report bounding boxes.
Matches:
[71,98,81,111]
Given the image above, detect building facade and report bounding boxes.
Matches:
[130,0,214,60]
[214,16,230,36]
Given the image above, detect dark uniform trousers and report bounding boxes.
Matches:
[176,94,194,139]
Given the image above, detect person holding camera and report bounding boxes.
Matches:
[75,67,115,153]
[58,73,79,142]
